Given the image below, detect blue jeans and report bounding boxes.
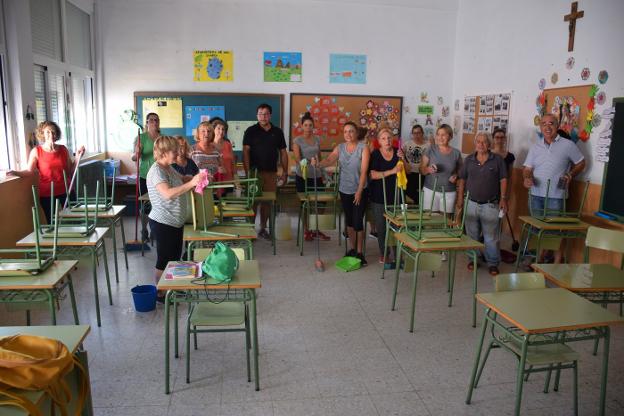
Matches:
[465,200,500,267]
[529,195,563,216]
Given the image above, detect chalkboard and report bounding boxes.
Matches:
[599,97,624,221]
[134,92,284,153]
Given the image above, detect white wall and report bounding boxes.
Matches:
[452,0,624,184]
[98,0,459,151]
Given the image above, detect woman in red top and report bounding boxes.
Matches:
[211,119,235,182]
[9,121,85,223]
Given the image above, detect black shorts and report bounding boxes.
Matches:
[340,190,368,232]
[149,219,184,270]
[295,175,324,193]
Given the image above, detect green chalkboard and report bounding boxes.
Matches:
[599,97,624,222]
[134,91,284,153]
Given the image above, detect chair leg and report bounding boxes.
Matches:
[514,344,529,416]
[592,337,600,356]
[524,365,532,382]
[26,310,31,326]
[553,367,562,392]
[186,313,192,383]
[474,342,495,388]
[193,326,198,350]
[245,306,251,383]
[543,365,553,393]
[572,361,578,416]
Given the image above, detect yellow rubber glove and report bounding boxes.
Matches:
[396,160,407,190]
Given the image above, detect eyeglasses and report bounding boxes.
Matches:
[257,112,271,117]
[541,121,556,127]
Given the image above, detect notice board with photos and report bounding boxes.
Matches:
[462,93,511,153]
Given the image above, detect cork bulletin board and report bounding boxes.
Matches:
[542,84,593,141]
[290,93,403,150]
[462,93,511,153]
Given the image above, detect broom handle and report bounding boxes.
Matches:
[134,128,140,241]
[505,211,516,241]
[63,149,83,210]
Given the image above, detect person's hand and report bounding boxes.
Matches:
[561,173,572,187]
[310,157,318,167]
[353,190,362,205]
[397,149,405,159]
[426,164,437,174]
[77,146,86,158]
[523,177,534,188]
[449,174,457,184]
[499,199,508,215]
[278,172,287,186]
[189,172,203,187]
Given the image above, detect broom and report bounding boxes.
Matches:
[125,127,150,251]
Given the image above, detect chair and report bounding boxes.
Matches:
[185,248,251,384]
[470,273,579,415]
[585,225,624,315]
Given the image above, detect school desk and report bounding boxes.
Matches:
[158,260,261,394]
[514,216,589,272]
[0,324,93,416]
[0,260,79,325]
[392,232,483,331]
[467,288,624,416]
[183,224,257,261]
[16,227,112,327]
[61,205,128,283]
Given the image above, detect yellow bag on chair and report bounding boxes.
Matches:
[0,334,89,416]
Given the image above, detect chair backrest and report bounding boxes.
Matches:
[193,247,246,262]
[530,179,590,219]
[495,273,546,292]
[585,226,624,269]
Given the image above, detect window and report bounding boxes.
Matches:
[30,0,63,61]
[71,74,96,151]
[66,1,91,70]
[0,55,12,170]
[33,65,48,125]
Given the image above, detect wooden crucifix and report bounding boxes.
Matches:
[564,2,584,52]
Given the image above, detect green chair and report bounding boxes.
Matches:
[185,248,251,384]
[470,273,579,416]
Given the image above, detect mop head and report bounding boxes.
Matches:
[335,256,361,272]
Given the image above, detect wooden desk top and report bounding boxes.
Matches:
[60,205,126,218]
[476,288,624,334]
[0,325,90,415]
[183,224,257,241]
[394,232,483,252]
[532,263,624,292]
[157,260,261,291]
[0,260,78,290]
[297,192,336,202]
[255,191,276,202]
[16,227,110,247]
[518,216,589,231]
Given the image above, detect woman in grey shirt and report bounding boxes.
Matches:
[420,124,462,214]
[313,121,370,265]
[147,136,202,292]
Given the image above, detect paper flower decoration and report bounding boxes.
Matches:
[581,67,590,81]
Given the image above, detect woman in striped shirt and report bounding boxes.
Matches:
[190,121,221,177]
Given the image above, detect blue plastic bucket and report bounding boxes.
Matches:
[131,285,157,312]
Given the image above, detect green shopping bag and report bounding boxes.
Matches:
[201,242,240,283]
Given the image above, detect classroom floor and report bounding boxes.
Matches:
[2,215,623,416]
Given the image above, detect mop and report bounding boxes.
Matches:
[62,149,84,210]
[126,127,150,251]
[312,165,325,272]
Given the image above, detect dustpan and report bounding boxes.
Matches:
[335,256,361,272]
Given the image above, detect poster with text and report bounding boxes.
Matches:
[228,120,257,151]
[142,97,183,128]
[264,52,302,82]
[329,54,366,84]
[194,50,233,82]
[185,106,226,137]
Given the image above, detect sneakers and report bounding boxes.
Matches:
[440,252,448,262]
[379,256,385,264]
[369,231,378,238]
[346,249,357,257]
[488,266,500,276]
[304,230,314,241]
[258,229,271,240]
[357,253,368,266]
[315,231,331,241]
[467,262,476,271]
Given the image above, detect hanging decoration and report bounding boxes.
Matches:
[538,78,546,90]
[551,72,559,84]
[598,70,609,84]
[578,84,598,141]
[566,56,575,69]
[596,91,606,106]
[580,67,590,81]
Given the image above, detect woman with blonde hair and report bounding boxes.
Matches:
[171,136,199,177]
[9,121,85,223]
[147,136,202,294]
[190,121,221,176]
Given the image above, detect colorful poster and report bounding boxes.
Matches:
[417,105,434,115]
[184,106,225,137]
[329,54,366,84]
[142,97,183,128]
[227,120,257,151]
[193,50,233,82]
[263,52,302,82]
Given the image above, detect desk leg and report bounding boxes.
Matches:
[100,242,113,306]
[67,274,80,324]
[46,289,56,325]
[118,216,129,269]
[380,220,390,280]
[514,337,529,416]
[391,241,403,311]
[271,200,276,255]
[174,297,179,358]
[466,310,490,404]
[164,291,172,394]
[599,326,610,416]
[111,219,120,283]
[471,250,478,327]
[448,251,457,306]
[514,224,529,272]
[250,289,260,391]
[92,248,102,327]
[409,251,422,333]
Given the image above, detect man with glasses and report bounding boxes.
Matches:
[243,103,288,240]
[522,113,585,262]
